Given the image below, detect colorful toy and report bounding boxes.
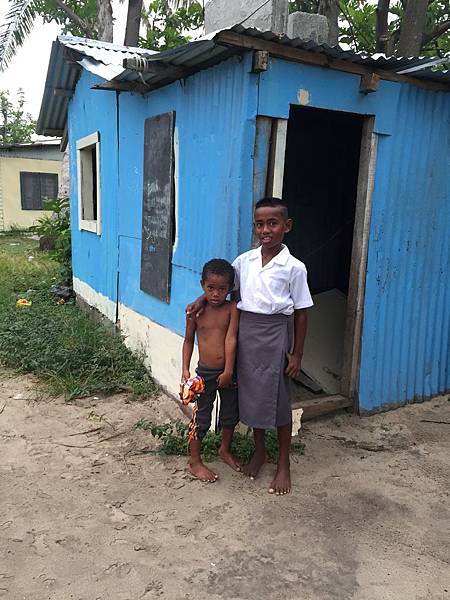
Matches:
[180,375,205,444]
[179,375,205,405]
[16,299,32,308]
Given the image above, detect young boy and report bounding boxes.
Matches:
[182,258,240,482]
[187,198,313,495]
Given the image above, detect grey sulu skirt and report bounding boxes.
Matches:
[237,311,293,429]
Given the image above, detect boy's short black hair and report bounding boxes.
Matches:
[255,197,289,219]
[201,258,235,287]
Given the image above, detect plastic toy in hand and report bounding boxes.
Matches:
[179,375,205,405]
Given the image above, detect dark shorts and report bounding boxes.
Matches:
[191,365,239,441]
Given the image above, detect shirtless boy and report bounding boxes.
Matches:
[188,198,313,495]
[182,258,240,482]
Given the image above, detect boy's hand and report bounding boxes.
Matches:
[186,298,206,318]
[182,369,190,383]
[285,353,301,379]
[217,371,233,388]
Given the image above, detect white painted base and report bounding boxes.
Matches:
[118,302,198,398]
[73,276,116,322]
[73,278,196,397]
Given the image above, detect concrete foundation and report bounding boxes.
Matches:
[287,11,329,44]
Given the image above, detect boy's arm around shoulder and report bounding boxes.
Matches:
[182,312,197,382]
[217,301,239,388]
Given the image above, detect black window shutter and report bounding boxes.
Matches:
[140,112,175,303]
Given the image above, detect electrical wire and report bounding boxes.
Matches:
[236,0,273,27]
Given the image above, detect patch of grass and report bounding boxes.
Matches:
[1,225,30,235]
[134,418,305,463]
[0,235,158,400]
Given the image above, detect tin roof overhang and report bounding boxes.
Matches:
[36,37,155,137]
[37,25,450,138]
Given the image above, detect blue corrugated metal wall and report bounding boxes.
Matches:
[68,52,449,412]
[258,58,449,411]
[117,54,258,334]
[68,71,119,305]
[359,85,450,411]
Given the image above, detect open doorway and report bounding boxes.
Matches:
[282,105,365,404]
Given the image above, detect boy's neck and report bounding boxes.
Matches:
[261,243,284,261]
[206,300,226,309]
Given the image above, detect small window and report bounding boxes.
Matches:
[76,132,101,234]
[20,172,58,210]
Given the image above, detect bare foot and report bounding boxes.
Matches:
[243,449,266,479]
[268,463,291,495]
[219,447,241,472]
[189,460,218,482]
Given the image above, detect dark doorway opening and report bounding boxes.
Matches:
[282,105,364,400]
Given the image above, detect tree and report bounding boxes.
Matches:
[289,1,450,56]
[0,0,202,70]
[0,89,36,144]
[140,0,203,51]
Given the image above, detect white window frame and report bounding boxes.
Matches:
[76,131,101,235]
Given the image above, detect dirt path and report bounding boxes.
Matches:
[0,372,449,600]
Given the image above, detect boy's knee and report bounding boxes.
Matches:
[219,406,239,430]
[196,425,209,441]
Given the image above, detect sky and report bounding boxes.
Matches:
[0,1,129,120]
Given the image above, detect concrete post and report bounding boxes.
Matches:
[287,12,329,44]
[204,0,289,35]
[271,0,289,35]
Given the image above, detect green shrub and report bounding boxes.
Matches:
[134,419,305,463]
[31,197,72,283]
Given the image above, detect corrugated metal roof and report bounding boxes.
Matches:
[36,36,155,136]
[37,25,450,136]
[110,25,450,88]
[0,141,60,149]
[0,141,63,160]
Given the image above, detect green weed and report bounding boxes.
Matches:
[134,418,305,463]
[0,235,158,400]
[31,197,72,283]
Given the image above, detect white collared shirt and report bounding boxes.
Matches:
[232,245,313,315]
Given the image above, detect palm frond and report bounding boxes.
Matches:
[0,0,37,71]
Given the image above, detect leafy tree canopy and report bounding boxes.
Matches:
[289,1,450,56]
[0,89,36,145]
[33,0,97,38]
[0,0,203,71]
[140,0,203,51]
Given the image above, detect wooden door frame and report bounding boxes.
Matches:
[252,113,377,414]
[341,116,377,410]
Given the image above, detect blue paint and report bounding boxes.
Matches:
[359,85,450,411]
[115,55,258,335]
[67,48,449,412]
[258,58,401,134]
[68,70,119,304]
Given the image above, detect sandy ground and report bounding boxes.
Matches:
[0,372,449,600]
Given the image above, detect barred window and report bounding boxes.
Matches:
[20,172,58,210]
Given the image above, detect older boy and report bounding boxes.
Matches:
[182,258,240,482]
[187,198,313,495]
